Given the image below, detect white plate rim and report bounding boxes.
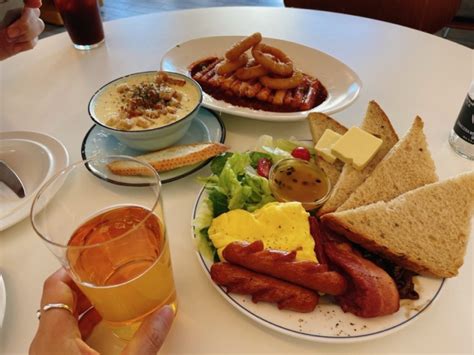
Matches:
[80,108,226,184]
[0,131,69,231]
[160,35,362,122]
[191,186,446,343]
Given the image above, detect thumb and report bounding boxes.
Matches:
[122,305,175,355]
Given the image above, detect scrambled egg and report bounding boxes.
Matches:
[208,202,317,262]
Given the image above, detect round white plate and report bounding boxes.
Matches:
[0,131,69,231]
[161,36,362,122]
[192,187,445,343]
[81,108,226,184]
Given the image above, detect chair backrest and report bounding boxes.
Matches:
[284,0,462,33]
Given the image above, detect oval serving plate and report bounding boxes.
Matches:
[191,186,445,343]
[81,107,226,184]
[161,36,362,122]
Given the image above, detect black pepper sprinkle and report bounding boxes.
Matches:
[292,178,298,183]
[316,179,321,183]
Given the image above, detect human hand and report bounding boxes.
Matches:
[0,0,45,60]
[30,268,175,355]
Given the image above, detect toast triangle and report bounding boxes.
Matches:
[307,112,348,187]
[322,171,474,278]
[338,116,438,212]
[318,101,399,216]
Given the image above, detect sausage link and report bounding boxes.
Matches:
[222,241,347,295]
[211,262,319,313]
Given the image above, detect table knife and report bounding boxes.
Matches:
[0,160,25,198]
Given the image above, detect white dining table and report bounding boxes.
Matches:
[1,6,473,355]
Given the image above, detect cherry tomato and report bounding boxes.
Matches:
[291,146,311,161]
[257,158,272,178]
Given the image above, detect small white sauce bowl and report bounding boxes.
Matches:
[88,71,203,151]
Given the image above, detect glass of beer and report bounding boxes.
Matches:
[31,155,177,340]
[53,0,105,50]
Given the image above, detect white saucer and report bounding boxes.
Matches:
[81,108,226,184]
[0,273,5,328]
[0,131,69,231]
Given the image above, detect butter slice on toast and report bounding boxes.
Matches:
[307,112,348,187]
[338,116,437,212]
[318,101,399,216]
[108,142,229,176]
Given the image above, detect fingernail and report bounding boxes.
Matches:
[161,304,175,317]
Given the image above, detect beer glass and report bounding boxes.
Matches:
[54,0,105,50]
[31,156,177,339]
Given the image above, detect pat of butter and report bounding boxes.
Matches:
[314,129,342,163]
[331,127,383,170]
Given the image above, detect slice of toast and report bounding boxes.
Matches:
[318,101,399,216]
[307,112,348,187]
[338,116,438,211]
[108,142,229,176]
[322,171,474,278]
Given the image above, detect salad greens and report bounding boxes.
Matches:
[194,135,315,260]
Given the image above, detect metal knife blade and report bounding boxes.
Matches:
[0,160,25,198]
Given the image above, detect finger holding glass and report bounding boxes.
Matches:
[31,156,177,341]
[30,268,174,355]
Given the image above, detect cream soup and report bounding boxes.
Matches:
[94,72,200,131]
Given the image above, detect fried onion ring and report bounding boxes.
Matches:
[225,32,262,61]
[235,64,269,80]
[252,43,293,77]
[260,71,304,90]
[216,53,249,75]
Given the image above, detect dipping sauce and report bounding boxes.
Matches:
[93,71,200,131]
[269,158,331,211]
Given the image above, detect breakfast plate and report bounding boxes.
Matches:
[161,36,362,122]
[0,131,69,231]
[81,107,226,184]
[192,187,445,343]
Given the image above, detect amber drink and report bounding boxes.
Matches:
[67,206,176,327]
[31,156,176,340]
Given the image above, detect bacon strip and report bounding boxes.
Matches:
[222,241,347,295]
[323,237,400,318]
[308,216,328,265]
[211,262,319,313]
